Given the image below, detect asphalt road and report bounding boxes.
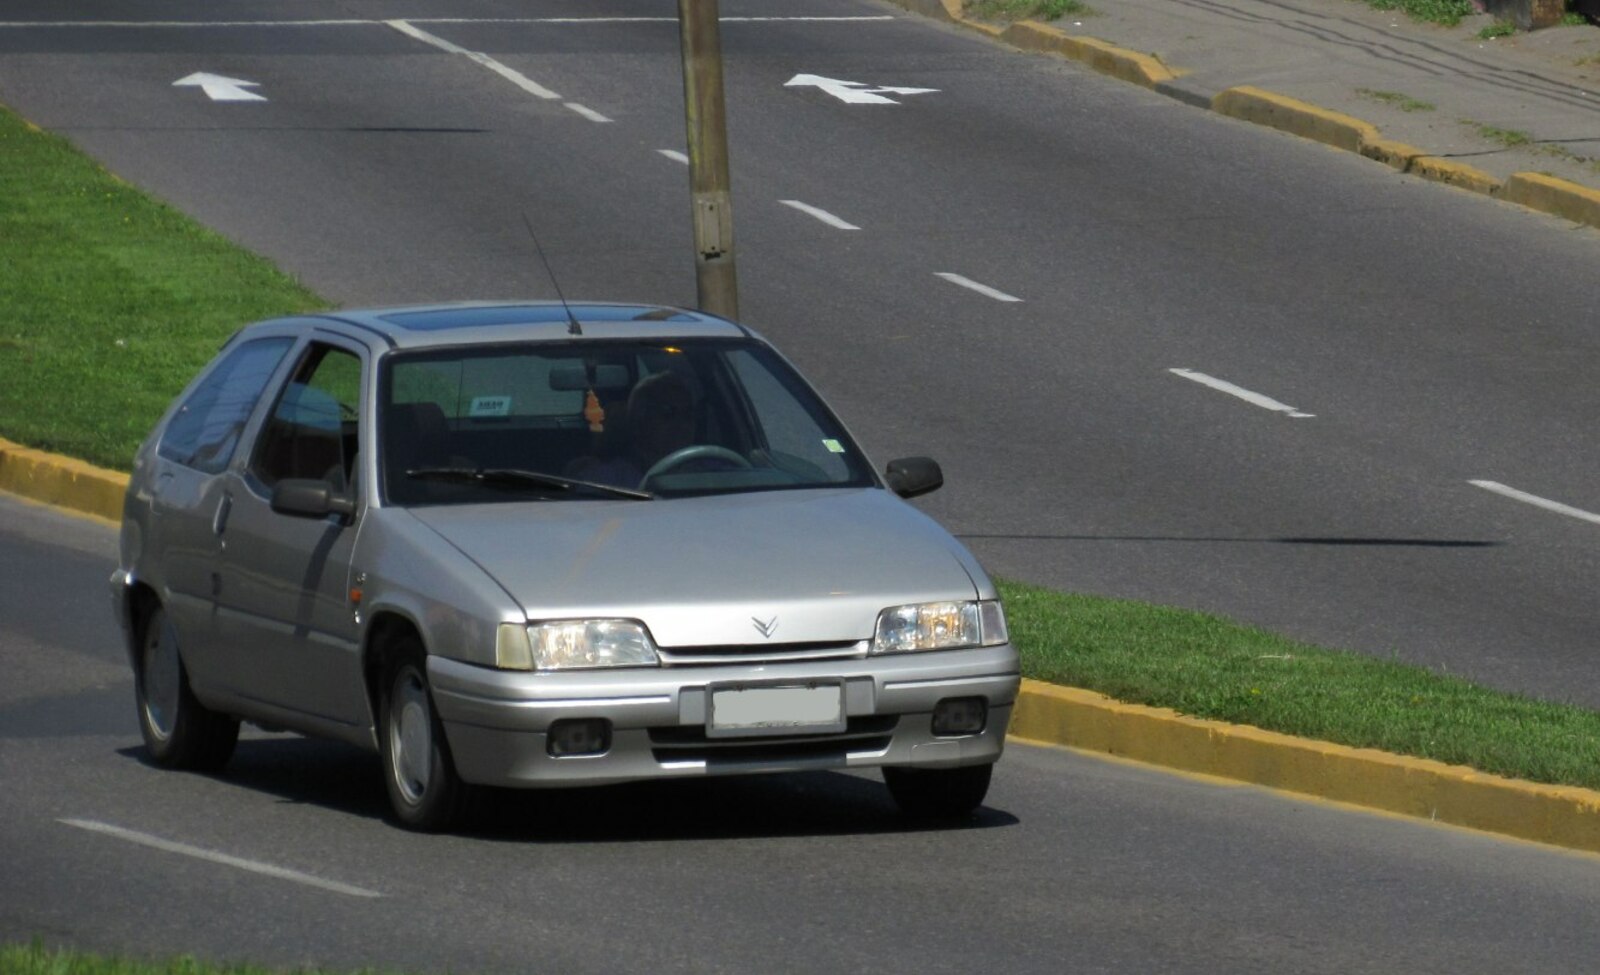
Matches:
[4,1,1600,968]
[5,494,1600,974]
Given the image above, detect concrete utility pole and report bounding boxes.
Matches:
[677,0,739,319]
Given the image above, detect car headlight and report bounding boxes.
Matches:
[871,600,1008,654]
[495,620,660,671]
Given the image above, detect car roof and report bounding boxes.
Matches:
[255,301,754,350]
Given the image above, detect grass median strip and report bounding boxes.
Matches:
[0,943,385,975]
[6,97,1600,800]
[1001,578,1600,791]
[0,104,324,470]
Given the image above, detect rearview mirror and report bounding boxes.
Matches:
[885,457,943,499]
[549,364,630,392]
[271,478,356,521]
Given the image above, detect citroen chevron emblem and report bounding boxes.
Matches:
[751,616,778,639]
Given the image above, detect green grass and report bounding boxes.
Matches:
[0,943,385,975]
[1477,19,1518,38]
[1464,119,1534,147]
[1359,0,1475,27]
[1001,578,1600,791]
[1355,88,1436,112]
[0,105,325,470]
[964,0,1092,23]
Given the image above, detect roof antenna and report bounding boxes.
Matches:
[521,210,582,336]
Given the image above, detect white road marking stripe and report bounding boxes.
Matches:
[60,819,382,898]
[658,149,690,164]
[565,102,612,123]
[0,17,897,28]
[1469,481,1600,527]
[386,20,561,101]
[935,273,1022,302]
[1168,368,1315,418]
[779,200,860,230]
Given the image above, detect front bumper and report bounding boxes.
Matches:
[428,644,1020,788]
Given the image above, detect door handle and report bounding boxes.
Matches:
[212,493,233,536]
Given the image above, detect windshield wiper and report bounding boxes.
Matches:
[405,467,653,500]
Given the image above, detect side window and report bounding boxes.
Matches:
[251,344,363,492]
[158,338,294,474]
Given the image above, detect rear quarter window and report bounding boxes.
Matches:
[158,337,294,473]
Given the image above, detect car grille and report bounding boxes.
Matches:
[648,715,898,767]
[655,640,868,666]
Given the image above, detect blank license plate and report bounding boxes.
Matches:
[708,682,846,738]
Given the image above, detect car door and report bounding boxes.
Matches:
[211,339,369,726]
[145,336,297,693]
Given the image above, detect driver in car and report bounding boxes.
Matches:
[567,370,701,489]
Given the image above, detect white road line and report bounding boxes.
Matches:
[1168,368,1315,418]
[386,20,561,101]
[1469,481,1600,527]
[658,149,690,164]
[564,102,612,123]
[60,819,382,898]
[935,273,1022,302]
[0,17,898,28]
[779,200,861,230]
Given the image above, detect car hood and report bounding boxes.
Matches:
[405,488,982,647]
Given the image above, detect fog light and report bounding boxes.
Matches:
[547,718,611,757]
[931,697,987,736]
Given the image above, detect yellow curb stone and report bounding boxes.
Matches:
[1211,86,1376,153]
[0,437,128,523]
[1503,171,1600,230]
[1011,679,1600,854]
[1000,22,1175,88]
[1407,156,1503,197]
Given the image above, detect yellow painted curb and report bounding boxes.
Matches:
[1000,22,1175,88]
[0,437,128,523]
[1361,138,1503,196]
[1503,171,1600,229]
[1212,86,1376,153]
[1011,679,1600,854]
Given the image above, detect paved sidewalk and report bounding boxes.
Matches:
[1024,0,1600,189]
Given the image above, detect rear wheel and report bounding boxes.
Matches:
[135,604,239,771]
[883,763,993,820]
[378,639,468,832]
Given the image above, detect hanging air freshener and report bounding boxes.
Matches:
[583,389,606,433]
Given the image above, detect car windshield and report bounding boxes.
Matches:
[380,338,876,504]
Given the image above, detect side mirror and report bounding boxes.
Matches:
[885,457,943,499]
[271,478,356,521]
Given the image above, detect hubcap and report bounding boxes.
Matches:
[142,613,181,741]
[390,670,433,805]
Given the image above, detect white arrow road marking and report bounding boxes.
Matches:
[784,73,938,105]
[1168,368,1315,418]
[779,200,860,230]
[172,72,266,102]
[60,819,382,898]
[935,273,1022,302]
[1469,481,1600,527]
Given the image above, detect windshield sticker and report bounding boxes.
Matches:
[822,439,846,454]
[584,389,607,433]
[469,395,512,417]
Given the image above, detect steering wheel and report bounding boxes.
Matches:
[641,445,751,485]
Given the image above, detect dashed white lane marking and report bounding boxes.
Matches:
[564,102,612,123]
[658,149,690,164]
[60,819,382,898]
[1469,481,1600,527]
[935,273,1022,302]
[1168,368,1315,418]
[779,200,861,230]
[386,20,561,100]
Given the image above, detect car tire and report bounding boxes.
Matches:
[135,604,240,771]
[883,763,993,820]
[378,640,468,832]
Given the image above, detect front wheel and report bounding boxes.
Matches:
[379,641,468,832]
[134,604,239,771]
[883,763,993,820]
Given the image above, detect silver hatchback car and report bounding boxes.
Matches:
[111,303,1020,830]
